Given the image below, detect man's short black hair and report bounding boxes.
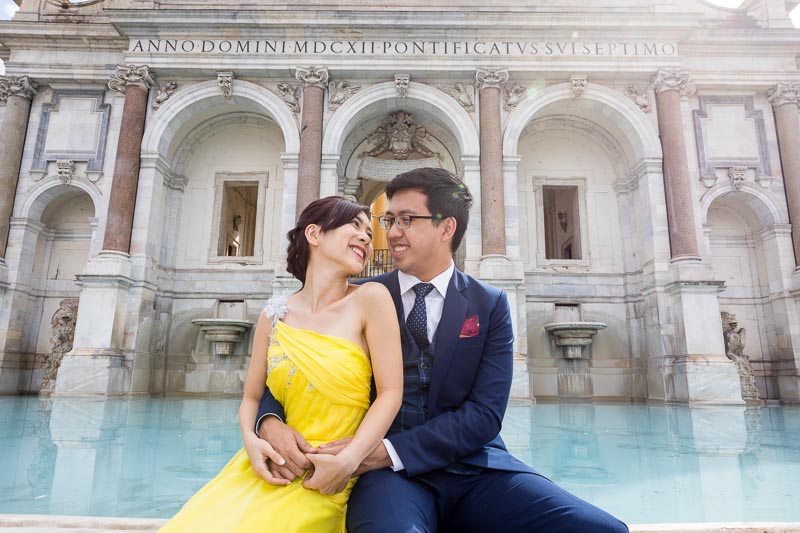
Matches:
[385,167,473,253]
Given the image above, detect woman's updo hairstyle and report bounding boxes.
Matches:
[286,196,371,284]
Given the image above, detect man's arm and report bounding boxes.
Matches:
[255,387,286,433]
[387,291,513,477]
[256,384,315,481]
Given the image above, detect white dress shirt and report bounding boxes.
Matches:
[383,261,455,472]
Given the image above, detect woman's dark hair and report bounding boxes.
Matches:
[385,167,473,252]
[286,196,370,284]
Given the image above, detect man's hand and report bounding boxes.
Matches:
[243,434,290,486]
[258,416,316,481]
[303,454,357,495]
[318,438,393,476]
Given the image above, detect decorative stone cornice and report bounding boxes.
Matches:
[328,80,360,111]
[218,72,234,101]
[570,75,587,100]
[108,65,154,94]
[727,166,747,192]
[394,74,410,102]
[475,68,509,90]
[0,75,39,102]
[767,82,800,108]
[651,69,696,97]
[56,160,75,185]
[295,66,329,89]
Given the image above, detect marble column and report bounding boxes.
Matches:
[103,65,154,253]
[476,68,508,256]
[295,66,328,215]
[652,69,700,260]
[0,75,38,260]
[53,66,153,396]
[768,82,800,266]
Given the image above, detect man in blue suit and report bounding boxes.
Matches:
[256,168,628,532]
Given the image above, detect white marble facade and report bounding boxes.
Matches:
[0,0,799,403]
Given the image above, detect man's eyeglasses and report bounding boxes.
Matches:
[378,215,438,230]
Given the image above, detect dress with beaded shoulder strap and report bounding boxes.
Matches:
[159,295,373,533]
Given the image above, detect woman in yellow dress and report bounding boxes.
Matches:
[160,197,403,532]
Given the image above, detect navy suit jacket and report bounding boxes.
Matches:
[257,268,534,477]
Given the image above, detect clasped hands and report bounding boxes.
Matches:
[245,417,387,495]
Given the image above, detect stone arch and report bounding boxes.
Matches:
[503,82,662,163]
[322,81,480,158]
[700,183,788,228]
[141,79,301,159]
[519,114,631,177]
[171,112,279,177]
[17,178,101,222]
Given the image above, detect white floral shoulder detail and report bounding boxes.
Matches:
[263,295,289,321]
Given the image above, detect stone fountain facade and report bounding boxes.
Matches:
[0,0,799,403]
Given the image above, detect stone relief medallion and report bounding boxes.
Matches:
[357,111,442,181]
[361,111,439,160]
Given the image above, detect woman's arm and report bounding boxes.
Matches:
[304,283,403,495]
[239,311,290,484]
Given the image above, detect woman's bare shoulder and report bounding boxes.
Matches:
[350,281,393,305]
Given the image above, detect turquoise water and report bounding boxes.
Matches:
[1,396,799,524]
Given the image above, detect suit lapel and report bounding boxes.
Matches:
[428,269,469,405]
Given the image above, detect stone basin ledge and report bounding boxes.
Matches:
[1,515,799,532]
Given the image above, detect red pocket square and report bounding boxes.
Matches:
[459,315,480,338]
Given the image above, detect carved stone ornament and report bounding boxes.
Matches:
[276,82,301,113]
[108,65,154,94]
[503,83,526,111]
[475,68,509,90]
[56,160,75,185]
[700,175,718,188]
[767,82,800,108]
[361,111,439,161]
[437,83,475,112]
[755,175,774,189]
[295,66,329,89]
[625,85,651,112]
[728,166,748,192]
[394,74,410,102]
[328,80,361,111]
[153,82,178,110]
[570,75,587,100]
[651,69,696,97]
[0,75,39,102]
[218,72,234,101]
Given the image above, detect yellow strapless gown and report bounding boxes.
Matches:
[160,320,372,533]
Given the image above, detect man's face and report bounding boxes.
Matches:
[385,189,449,280]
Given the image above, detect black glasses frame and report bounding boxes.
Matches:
[378,215,438,230]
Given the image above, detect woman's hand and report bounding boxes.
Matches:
[302,453,357,495]
[243,433,291,486]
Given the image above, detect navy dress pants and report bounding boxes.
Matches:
[346,468,629,533]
